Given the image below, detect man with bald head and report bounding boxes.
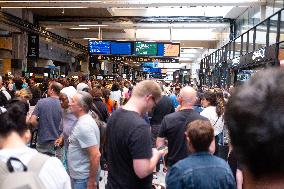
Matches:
[157,86,208,167]
[29,81,63,156]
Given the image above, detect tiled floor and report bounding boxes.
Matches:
[99,169,166,188]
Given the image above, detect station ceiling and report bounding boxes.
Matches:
[0,0,266,63]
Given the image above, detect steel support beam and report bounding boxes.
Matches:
[0,11,87,52]
[37,16,232,24]
[0,0,266,8]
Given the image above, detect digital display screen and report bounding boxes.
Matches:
[157,43,165,56]
[142,67,151,73]
[141,62,158,68]
[164,44,180,57]
[150,68,161,73]
[89,40,111,54]
[150,73,162,78]
[142,67,161,73]
[135,42,157,56]
[157,43,180,57]
[111,42,132,55]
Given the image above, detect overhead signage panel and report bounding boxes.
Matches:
[89,40,111,55]
[96,55,179,63]
[135,42,157,56]
[111,42,132,55]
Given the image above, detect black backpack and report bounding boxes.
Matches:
[90,103,108,170]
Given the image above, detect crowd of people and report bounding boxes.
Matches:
[0,67,284,189]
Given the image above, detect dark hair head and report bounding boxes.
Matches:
[186,120,214,152]
[202,91,217,106]
[111,83,120,91]
[0,102,28,137]
[91,88,103,98]
[102,88,111,101]
[14,78,23,90]
[215,90,225,117]
[49,82,63,95]
[225,68,284,178]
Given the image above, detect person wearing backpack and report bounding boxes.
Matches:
[0,102,71,189]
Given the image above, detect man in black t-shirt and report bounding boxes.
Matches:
[106,80,165,189]
[156,86,208,167]
[149,95,175,146]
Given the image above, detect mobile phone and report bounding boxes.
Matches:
[157,145,167,151]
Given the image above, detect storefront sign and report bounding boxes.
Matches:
[27,34,39,60]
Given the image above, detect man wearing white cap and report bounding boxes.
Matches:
[55,86,78,169]
[77,82,89,92]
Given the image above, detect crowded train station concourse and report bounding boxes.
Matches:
[0,0,284,189]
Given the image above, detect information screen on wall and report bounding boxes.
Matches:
[164,44,180,57]
[150,68,161,73]
[135,42,157,56]
[89,40,111,54]
[111,42,132,55]
[142,67,161,73]
[142,67,151,72]
[157,43,165,56]
[157,43,180,57]
[141,62,158,68]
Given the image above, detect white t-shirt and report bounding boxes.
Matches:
[0,147,71,189]
[110,90,122,105]
[200,106,224,136]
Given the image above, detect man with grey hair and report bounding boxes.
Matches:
[156,86,208,167]
[68,91,101,189]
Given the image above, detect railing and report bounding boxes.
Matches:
[200,8,284,87]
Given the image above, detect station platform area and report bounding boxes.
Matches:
[1,1,284,189]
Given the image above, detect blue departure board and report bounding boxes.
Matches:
[142,62,158,68]
[89,40,111,54]
[142,67,151,72]
[150,68,161,73]
[111,42,132,55]
[157,43,165,56]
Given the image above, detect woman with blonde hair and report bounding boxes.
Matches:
[15,88,33,102]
